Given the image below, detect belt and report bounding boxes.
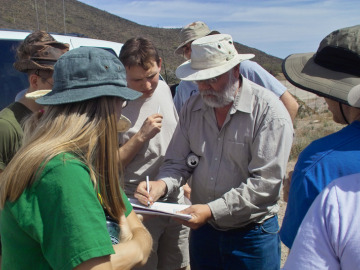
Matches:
[233,222,263,232]
[232,215,276,232]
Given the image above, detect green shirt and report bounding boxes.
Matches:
[1,153,132,269]
[0,102,32,170]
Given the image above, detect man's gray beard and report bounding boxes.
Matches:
[201,73,238,108]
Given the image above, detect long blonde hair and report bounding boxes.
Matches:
[0,96,125,221]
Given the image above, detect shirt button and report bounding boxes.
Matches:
[215,157,218,161]
[218,138,220,141]
[210,177,214,180]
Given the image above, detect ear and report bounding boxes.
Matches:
[29,73,38,89]
[158,58,162,72]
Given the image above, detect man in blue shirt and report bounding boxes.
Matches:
[280,24,360,249]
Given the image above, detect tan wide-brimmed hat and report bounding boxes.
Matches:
[174,21,218,55]
[176,34,254,81]
[282,24,360,105]
[348,84,360,108]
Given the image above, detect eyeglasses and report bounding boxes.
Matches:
[35,69,54,87]
[193,77,218,85]
[43,79,53,87]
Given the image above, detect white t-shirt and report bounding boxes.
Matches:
[282,173,360,270]
[119,80,179,199]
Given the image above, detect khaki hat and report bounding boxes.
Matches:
[117,115,132,132]
[176,34,254,81]
[25,90,52,100]
[174,21,214,55]
[348,84,360,108]
[282,24,360,105]
[14,41,69,72]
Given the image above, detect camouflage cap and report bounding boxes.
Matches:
[282,24,360,105]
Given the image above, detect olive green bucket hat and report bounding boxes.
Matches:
[282,24,360,105]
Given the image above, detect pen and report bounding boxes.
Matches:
[146,175,150,206]
[157,106,160,114]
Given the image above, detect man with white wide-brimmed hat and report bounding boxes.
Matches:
[135,33,294,269]
[173,21,299,121]
[280,24,360,253]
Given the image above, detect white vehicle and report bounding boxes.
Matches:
[0,29,124,110]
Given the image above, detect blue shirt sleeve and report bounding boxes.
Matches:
[240,60,286,97]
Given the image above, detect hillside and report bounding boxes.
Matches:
[0,0,283,84]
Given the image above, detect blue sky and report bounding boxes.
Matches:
[78,0,359,59]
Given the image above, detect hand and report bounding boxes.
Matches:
[134,180,167,206]
[110,211,152,269]
[182,183,191,200]
[119,214,133,242]
[175,204,212,230]
[138,114,163,142]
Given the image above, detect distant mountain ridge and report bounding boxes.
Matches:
[0,0,283,84]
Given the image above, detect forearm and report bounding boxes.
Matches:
[280,91,299,122]
[118,132,147,168]
[118,114,162,168]
[111,226,152,269]
[208,176,282,224]
[156,171,189,197]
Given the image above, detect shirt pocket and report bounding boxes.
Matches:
[223,140,250,179]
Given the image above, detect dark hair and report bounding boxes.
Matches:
[16,31,55,61]
[119,37,160,70]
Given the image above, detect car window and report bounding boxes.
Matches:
[0,40,28,110]
[0,34,163,111]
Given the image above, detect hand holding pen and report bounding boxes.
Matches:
[134,178,168,206]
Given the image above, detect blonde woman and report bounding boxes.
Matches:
[0,47,152,270]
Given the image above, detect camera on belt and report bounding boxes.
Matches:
[186,153,199,168]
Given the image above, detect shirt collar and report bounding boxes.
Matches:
[230,75,252,114]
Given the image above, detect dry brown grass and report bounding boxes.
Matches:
[290,111,345,161]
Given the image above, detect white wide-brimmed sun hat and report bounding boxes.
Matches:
[175,34,254,81]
